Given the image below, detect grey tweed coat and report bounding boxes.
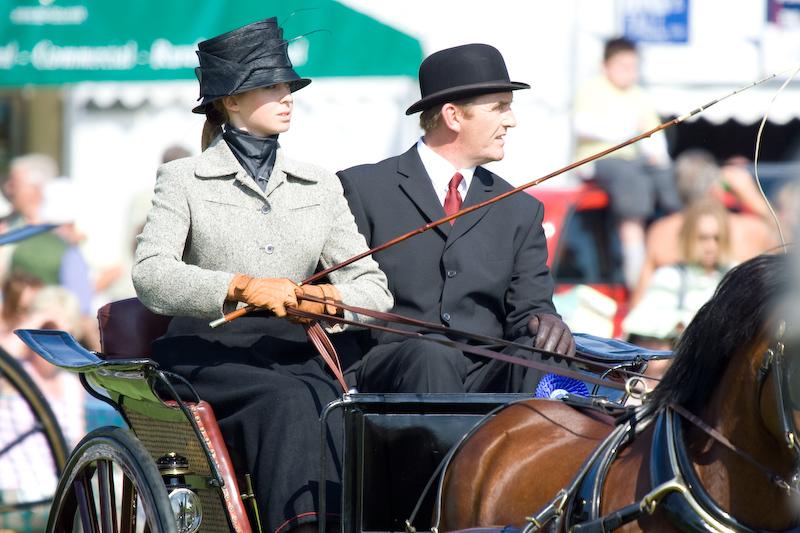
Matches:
[132,135,392,322]
[131,135,392,533]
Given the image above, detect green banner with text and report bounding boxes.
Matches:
[0,0,422,86]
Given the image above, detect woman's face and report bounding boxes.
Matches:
[224,83,293,137]
[695,213,721,271]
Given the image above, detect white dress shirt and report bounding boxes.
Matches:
[416,137,474,206]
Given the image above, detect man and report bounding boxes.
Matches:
[1,153,58,230]
[338,43,574,394]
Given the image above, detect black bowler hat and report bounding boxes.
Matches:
[192,17,311,114]
[406,43,529,115]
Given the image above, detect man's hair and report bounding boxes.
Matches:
[674,148,719,205]
[419,96,476,134]
[604,37,637,61]
[10,153,58,186]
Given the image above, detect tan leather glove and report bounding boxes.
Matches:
[297,284,343,318]
[227,274,301,319]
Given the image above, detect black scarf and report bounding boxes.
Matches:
[223,126,278,192]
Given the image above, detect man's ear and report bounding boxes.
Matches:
[440,102,461,133]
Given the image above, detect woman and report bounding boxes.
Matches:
[131,18,392,533]
[623,199,735,350]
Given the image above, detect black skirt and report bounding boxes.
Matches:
[152,314,361,533]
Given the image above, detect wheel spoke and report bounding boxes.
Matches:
[97,459,118,533]
[74,467,100,533]
[120,474,136,533]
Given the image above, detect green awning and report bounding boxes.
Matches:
[0,0,422,86]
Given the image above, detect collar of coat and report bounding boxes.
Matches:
[195,134,319,189]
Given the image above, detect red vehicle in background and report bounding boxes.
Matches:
[531,183,629,338]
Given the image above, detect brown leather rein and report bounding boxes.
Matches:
[290,294,651,394]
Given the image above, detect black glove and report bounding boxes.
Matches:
[527,314,576,357]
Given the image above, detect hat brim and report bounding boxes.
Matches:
[192,77,311,114]
[405,81,530,115]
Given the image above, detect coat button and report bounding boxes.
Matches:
[261,204,271,213]
[447,270,457,278]
[442,313,451,322]
[264,245,275,254]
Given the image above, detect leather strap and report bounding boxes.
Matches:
[289,295,638,394]
[302,320,349,392]
[671,403,795,494]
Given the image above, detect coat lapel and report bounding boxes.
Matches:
[195,136,265,197]
[397,147,452,239]
[444,166,496,249]
[194,136,316,199]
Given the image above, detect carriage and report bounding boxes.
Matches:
[2,292,669,533]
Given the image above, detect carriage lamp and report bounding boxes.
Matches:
[157,452,203,533]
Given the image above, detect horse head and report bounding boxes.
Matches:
[648,253,800,530]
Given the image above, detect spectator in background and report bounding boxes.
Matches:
[573,37,681,291]
[0,154,59,280]
[772,179,799,247]
[161,145,192,164]
[0,153,57,230]
[0,272,43,353]
[18,286,86,447]
[630,148,780,306]
[7,178,99,351]
[623,199,735,354]
[0,283,86,519]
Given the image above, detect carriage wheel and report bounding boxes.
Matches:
[0,346,69,531]
[48,427,177,533]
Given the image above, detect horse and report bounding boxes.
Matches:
[437,253,800,532]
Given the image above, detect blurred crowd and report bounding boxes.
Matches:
[570,37,799,380]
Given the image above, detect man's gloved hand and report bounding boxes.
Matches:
[227,274,301,319]
[527,314,576,357]
[297,284,343,318]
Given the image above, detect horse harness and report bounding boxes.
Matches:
[524,322,800,533]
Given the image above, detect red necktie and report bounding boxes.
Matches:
[443,172,463,225]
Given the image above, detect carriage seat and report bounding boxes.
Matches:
[96,297,254,532]
[97,297,172,360]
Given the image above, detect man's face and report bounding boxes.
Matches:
[456,92,516,167]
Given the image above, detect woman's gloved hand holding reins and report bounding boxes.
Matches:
[227,274,342,324]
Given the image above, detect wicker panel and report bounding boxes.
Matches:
[123,406,232,533]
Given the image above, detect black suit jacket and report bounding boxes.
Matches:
[338,145,557,342]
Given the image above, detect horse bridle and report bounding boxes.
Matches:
[757,319,800,490]
[518,322,800,533]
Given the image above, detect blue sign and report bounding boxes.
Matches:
[768,0,800,25]
[621,0,689,43]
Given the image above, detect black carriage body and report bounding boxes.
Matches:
[338,393,525,533]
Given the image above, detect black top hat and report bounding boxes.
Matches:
[192,17,311,114]
[406,43,529,115]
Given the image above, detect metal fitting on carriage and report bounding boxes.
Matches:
[157,452,203,533]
